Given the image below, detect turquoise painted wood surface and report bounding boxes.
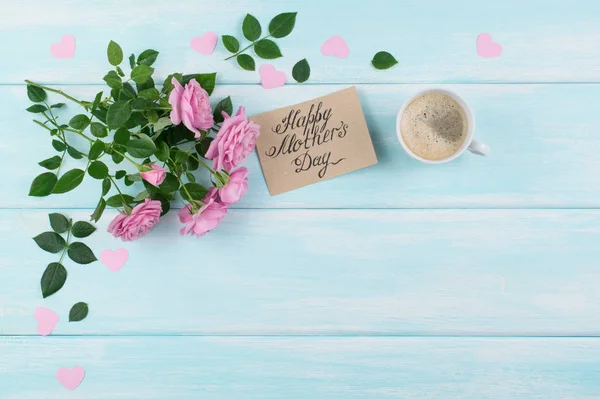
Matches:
[1,0,599,397]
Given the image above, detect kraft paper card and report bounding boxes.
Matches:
[250,86,378,195]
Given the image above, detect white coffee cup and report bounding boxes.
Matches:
[396,89,490,164]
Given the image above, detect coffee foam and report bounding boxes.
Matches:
[400,92,468,161]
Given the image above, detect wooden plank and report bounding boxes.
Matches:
[1,0,600,84]
[1,336,599,398]
[2,209,599,335]
[4,83,600,209]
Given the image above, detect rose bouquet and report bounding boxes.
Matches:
[26,41,260,241]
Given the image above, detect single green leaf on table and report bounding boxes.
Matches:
[126,134,156,158]
[69,302,89,322]
[222,35,240,53]
[88,140,105,160]
[242,13,262,41]
[254,39,282,59]
[106,101,132,129]
[66,146,83,160]
[88,161,108,179]
[40,262,67,298]
[371,51,398,70]
[213,96,233,123]
[91,92,103,110]
[181,183,208,201]
[155,141,170,162]
[67,242,97,264]
[128,53,136,69]
[26,104,48,113]
[49,213,69,234]
[52,140,66,152]
[237,54,256,71]
[292,58,310,83]
[29,172,57,197]
[69,114,90,131]
[51,103,66,109]
[102,178,111,196]
[52,169,85,194]
[90,198,106,222]
[131,65,154,84]
[114,127,131,145]
[38,156,62,170]
[27,85,47,103]
[137,49,159,66]
[107,40,124,66]
[90,122,108,138]
[33,231,66,253]
[268,12,297,38]
[106,194,134,208]
[71,221,96,238]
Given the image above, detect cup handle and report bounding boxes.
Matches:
[468,139,490,156]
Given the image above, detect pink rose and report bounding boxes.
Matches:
[107,198,162,241]
[205,107,260,171]
[178,188,228,237]
[140,164,166,187]
[219,167,248,204]
[168,78,213,138]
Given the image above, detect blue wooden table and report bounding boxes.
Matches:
[1,0,600,397]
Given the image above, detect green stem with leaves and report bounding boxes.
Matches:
[224,34,272,61]
[58,228,72,264]
[25,80,89,108]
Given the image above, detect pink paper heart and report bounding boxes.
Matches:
[477,33,502,58]
[50,34,76,58]
[100,248,129,272]
[34,307,58,336]
[190,32,218,55]
[56,366,85,390]
[321,35,350,58]
[259,64,286,89]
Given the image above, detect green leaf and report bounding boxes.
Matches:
[38,155,62,170]
[268,12,297,38]
[106,101,131,129]
[188,155,199,171]
[40,262,67,298]
[153,117,172,133]
[180,183,208,201]
[29,172,57,197]
[106,194,134,208]
[51,103,66,109]
[222,35,240,53]
[69,114,90,130]
[52,140,66,152]
[126,173,142,182]
[88,140,105,160]
[88,161,108,179]
[254,39,282,59]
[49,213,69,234]
[91,92,103,110]
[67,146,83,160]
[27,85,46,103]
[26,104,47,113]
[131,64,154,84]
[69,302,89,322]
[242,13,262,41]
[133,190,150,202]
[90,198,106,222]
[185,172,196,183]
[131,97,147,110]
[115,170,127,179]
[71,221,96,238]
[33,232,66,253]
[371,51,398,70]
[191,73,216,95]
[68,242,97,264]
[107,40,124,66]
[112,152,124,164]
[52,169,85,194]
[114,127,130,144]
[137,49,159,66]
[155,141,170,162]
[90,122,108,138]
[92,106,108,124]
[126,134,156,158]
[197,137,213,157]
[159,173,179,193]
[236,54,256,71]
[102,178,111,196]
[213,96,233,123]
[292,58,310,83]
[128,53,136,69]
[116,66,125,77]
[138,88,160,102]
[122,82,137,99]
[125,112,148,129]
